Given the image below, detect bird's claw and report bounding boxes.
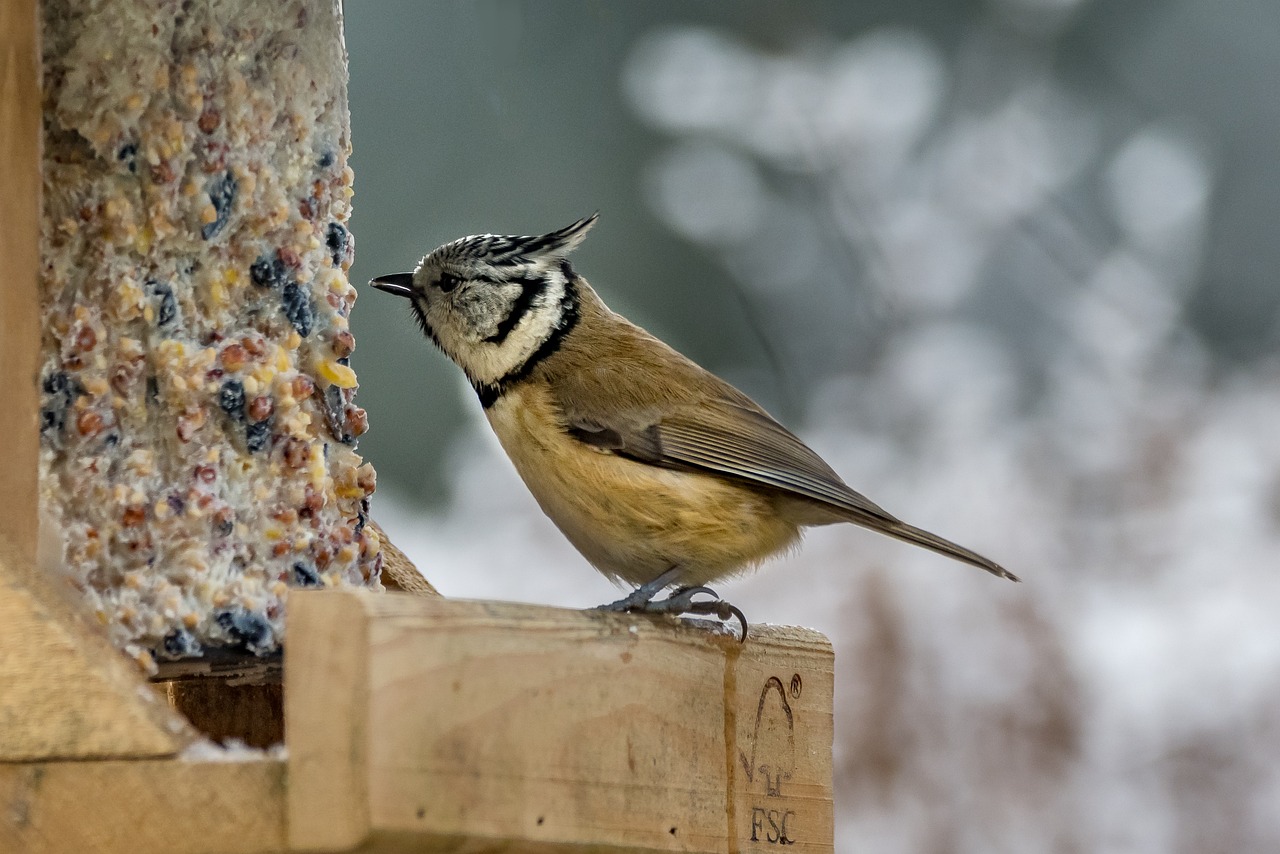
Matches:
[596,585,748,642]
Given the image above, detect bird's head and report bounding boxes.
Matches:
[371,214,597,389]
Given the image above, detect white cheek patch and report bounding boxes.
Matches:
[455,283,523,342]
[426,274,568,388]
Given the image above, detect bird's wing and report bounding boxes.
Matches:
[559,381,898,525]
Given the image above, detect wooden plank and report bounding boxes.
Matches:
[0,756,286,854]
[286,591,834,853]
[0,0,40,561]
[286,589,371,851]
[0,538,192,761]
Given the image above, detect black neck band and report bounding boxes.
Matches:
[474,269,580,409]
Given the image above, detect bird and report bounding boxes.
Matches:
[371,214,1016,639]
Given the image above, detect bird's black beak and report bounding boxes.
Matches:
[370,273,416,298]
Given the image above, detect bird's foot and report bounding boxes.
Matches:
[597,567,681,612]
[596,583,748,642]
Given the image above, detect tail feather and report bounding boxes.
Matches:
[880,519,1019,582]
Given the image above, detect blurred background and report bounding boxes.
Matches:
[345,2,1280,851]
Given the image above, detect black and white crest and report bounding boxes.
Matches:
[432,213,598,270]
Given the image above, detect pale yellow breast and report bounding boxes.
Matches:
[484,384,801,588]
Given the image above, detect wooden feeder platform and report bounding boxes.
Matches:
[0,579,834,853]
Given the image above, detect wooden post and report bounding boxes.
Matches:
[0,0,40,563]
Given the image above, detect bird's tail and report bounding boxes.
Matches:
[877,519,1019,581]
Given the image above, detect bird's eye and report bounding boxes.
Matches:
[437,273,461,293]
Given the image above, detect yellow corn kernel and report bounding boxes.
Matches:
[309,450,327,487]
[335,483,364,499]
[138,225,154,255]
[318,360,357,388]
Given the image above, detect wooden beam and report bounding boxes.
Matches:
[0,538,192,761]
[0,756,285,854]
[0,0,39,562]
[286,591,834,853]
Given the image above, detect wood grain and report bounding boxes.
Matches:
[286,588,370,850]
[0,538,192,761]
[0,756,286,853]
[286,591,834,853]
[0,0,40,561]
